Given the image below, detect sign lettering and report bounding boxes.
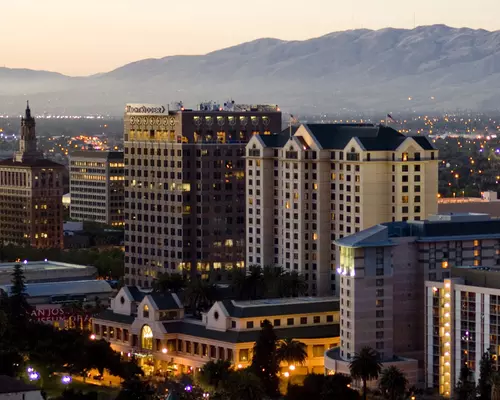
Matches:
[125,104,166,114]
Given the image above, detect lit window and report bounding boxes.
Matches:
[402,152,408,161]
[474,240,479,247]
[225,239,234,247]
[143,305,149,318]
[313,183,318,190]
[313,233,318,240]
[442,261,449,269]
[141,325,153,350]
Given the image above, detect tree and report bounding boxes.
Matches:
[456,365,476,400]
[322,374,360,400]
[276,338,307,367]
[9,264,32,327]
[154,273,186,293]
[379,366,408,400]
[251,320,280,398]
[223,369,265,400]
[199,360,233,392]
[184,278,216,316]
[491,371,500,400]
[478,351,493,400]
[116,377,156,400]
[349,346,382,400]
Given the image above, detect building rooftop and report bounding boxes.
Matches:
[0,157,63,168]
[256,123,435,151]
[70,150,124,160]
[0,280,112,298]
[0,260,92,275]
[336,213,500,248]
[221,297,339,318]
[0,375,39,394]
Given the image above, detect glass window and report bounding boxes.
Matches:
[239,349,249,362]
[141,325,153,350]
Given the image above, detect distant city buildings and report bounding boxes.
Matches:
[324,213,500,393]
[93,285,339,376]
[245,123,438,296]
[69,150,124,226]
[123,101,282,287]
[438,190,500,219]
[425,266,500,397]
[0,103,64,248]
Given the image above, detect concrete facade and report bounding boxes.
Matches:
[246,124,438,296]
[123,102,282,287]
[69,151,124,226]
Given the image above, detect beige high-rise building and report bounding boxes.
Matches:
[69,151,125,226]
[123,102,282,287]
[245,123,438,296]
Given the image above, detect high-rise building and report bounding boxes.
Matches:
[323,213,500,389]
[245,123,438,296]
[69,151,125,226]
[425,267,500,397]
[0,103,64,248]
[123,102,282,287]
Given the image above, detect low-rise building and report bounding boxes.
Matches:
[325,213,500,387]
[93,286,340,376]
[0,260,97,285]
[0,375,44,400]
[425,266,500,397]
[438,191,500,218]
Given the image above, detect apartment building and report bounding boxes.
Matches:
[92,286,339,376]
[123,102,282,287]
[324,213,500,387]
[245,123,438,296]
[425,267,500,397]
[69,151,125,226]
[0,103,64,248]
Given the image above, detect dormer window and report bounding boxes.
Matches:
[402,152,409,161]
[347,147,359,161]
[143,304,149,318]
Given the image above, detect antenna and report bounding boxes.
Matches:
[413,13,416,29]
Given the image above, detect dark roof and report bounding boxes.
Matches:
[0,158,64,168]
[411,135,436,150]
[385,219,500,239]
[0,376,39,394]
[70,151,124,160]
[126,286,146,302]
[149,292,182,310]
[163,321,339,343]
[258,131,291,148]
[306,124,410,150]
[221,298,339,318]
[95,309,135,325]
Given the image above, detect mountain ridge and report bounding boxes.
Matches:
[1,24,500,115]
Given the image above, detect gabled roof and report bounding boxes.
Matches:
[148,292,182,310]
[126,286,146,302]
[163,321,339,343]
[257,129,291,148]
[0,375,39,394]
[220,297,339,318]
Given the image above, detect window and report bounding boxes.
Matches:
[246,321,254,329]
[376,300,384,307]
[239,349,249,362]
[402,152,408,161]
[313,316,321,323]
[402,165,409,172]
[143,304,149,318]
[402,196,409,203]
[442,261,449,269]
[287,318,294,326]
[300,317,308,325]
[141,325,153,350]
[273,319,281,327]
[326,315,334,323]
[414,165,421,172]
[231,321,236,328]
[312,345,325,357]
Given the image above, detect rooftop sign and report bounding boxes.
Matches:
[125,104,166,115]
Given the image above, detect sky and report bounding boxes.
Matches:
[2,0,499,76]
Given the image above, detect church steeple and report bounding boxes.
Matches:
[14,101,42,163]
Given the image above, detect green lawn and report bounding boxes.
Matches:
[35,377,119,400]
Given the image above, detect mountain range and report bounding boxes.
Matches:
[1,24,500,116]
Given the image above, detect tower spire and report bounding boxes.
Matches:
[14,102,41,162]
[25,100,31,120]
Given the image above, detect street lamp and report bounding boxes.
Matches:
[61,376,72,384]
[90,334,96,340]
[161,348,167,354]
[289,365,295,371]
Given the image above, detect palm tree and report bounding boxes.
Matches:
[379,366,408,400]
[184,278,215,317]
[349,346,382,400]
[282,271,307,297]
[276,338,308,367]
[199,360,233,391]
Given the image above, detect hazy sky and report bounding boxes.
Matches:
[2,0,499,76]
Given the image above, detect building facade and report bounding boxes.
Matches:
[245,123,438,296]
[425,267,500,397]
[324,213,500,387]
[69,151,125,226]
[123,102,282,287]
[93,286,339,377]
[0,103,64,248]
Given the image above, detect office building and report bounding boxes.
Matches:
[123,101,282,287]
[246,123,438,296]
[324,213,500,388]
[425,267,500,397]
[70,151,125,226]
[92,285,339,376]
[0,103,64,248]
